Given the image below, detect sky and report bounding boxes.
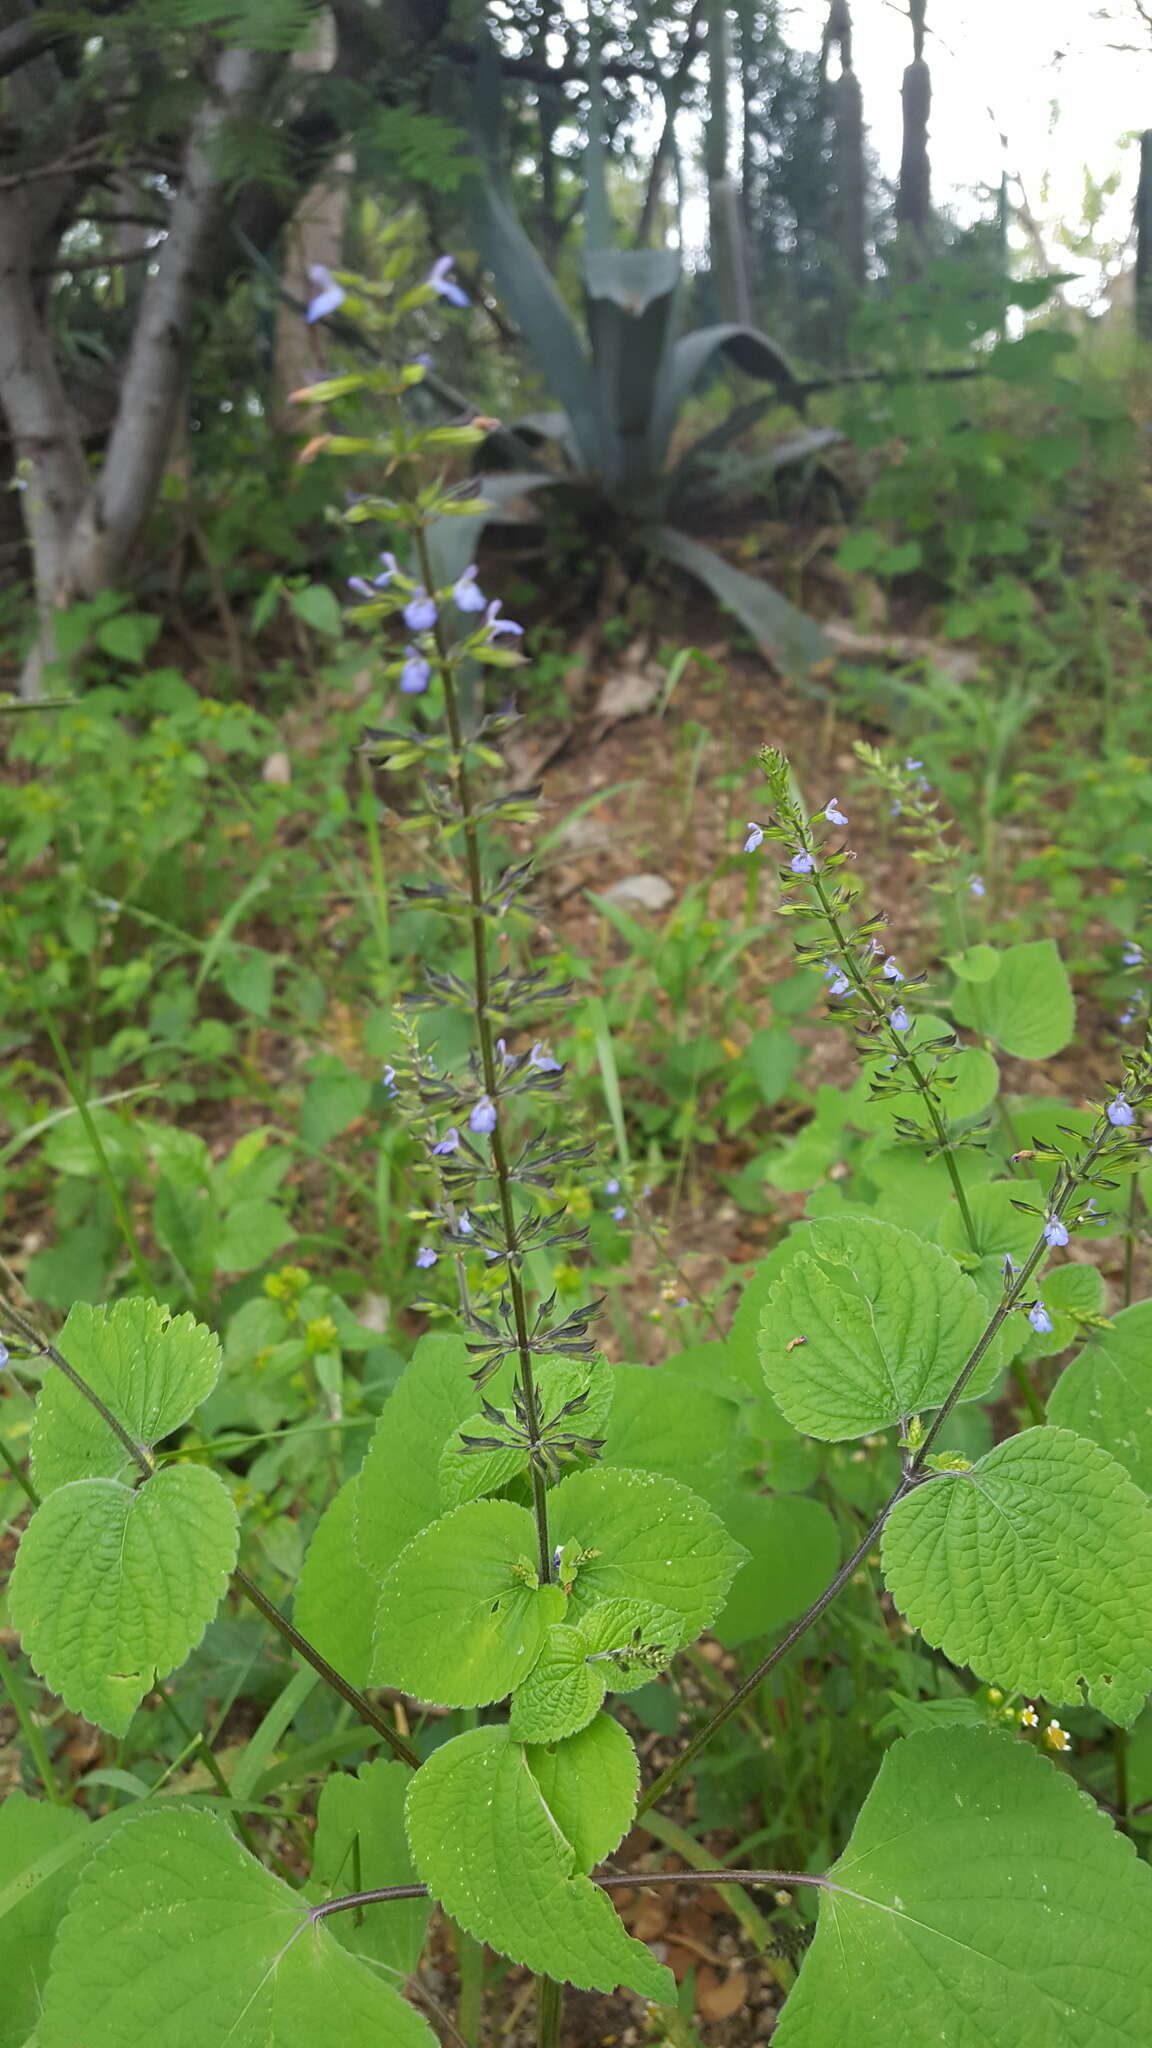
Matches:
[788,0,1152,287]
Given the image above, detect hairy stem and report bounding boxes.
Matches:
[535,1973,564,2048]
[413,526,551,1585]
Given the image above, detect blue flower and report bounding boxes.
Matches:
[744,822,764,853]
[458,1210,473,1236]
[969,875,986,899]
[1120,1005,1138,1027]
[891,1005,911,1031]
[453,565,487,613]
[415,1246,438,1270]
[528,1041,562,1074]
[376,553,399,585]
[0,1342,7,1370]
[605,1178,620,1195]
[882,956,904,983]
[1124,942,1144,967]
[612,1205,627,1223]
[484,599,523,639]
[470,1094,497,1135]
[348,576,378,599]
[400,648,431,695]
[1108,1094,1136,1127]
[427,254,470,308]
[403,590,438,632]
[828,970,850,997]
[382,1065,398,1098]
[890,799,902,817]
[1043,1217,1069,1248]
[1028,1301,1053,1334]
[431,1128,460,1156]
[790,851,815,874]
[412,351,434,370]
[305,264,345,323]
[824,798,848,826]
[906,757,924,772]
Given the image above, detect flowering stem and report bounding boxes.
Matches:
[535,1975,564,2048]
[808,866,978,1250]
[412,528,552,1586]
[638,1117,1120,1819]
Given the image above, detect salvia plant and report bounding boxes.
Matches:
[5,253,1152,2048]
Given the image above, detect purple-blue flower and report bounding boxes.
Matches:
[431,1128,460,1156]
[1120,1006,1138,1028]
[427,254,470,308]
[403,589,437,632]
[348,576,378,599]
[882,956,904,983]
[382,1065,398,1098]
[1028,1301,1053,1334]
[891,1005,910,1031]
[790,851,815,875]
[824,797,848,826]
[1108,1094,1136,1127]
[458,1210,473,1236]
[453,565,487,613]
[969,875,985,899]
[828,970,850,998]
[484,599,523,639]
[605,1178,620,1195]
[906,757,924,772]
[612,1204,627,1223]
[1124,942,1144,967]
[305,264,345,323]
[1043,1217,1069,1248]
[400,648,431,695]
[744,822,764,853]
[470,1094,497,1135]
[0,1342,8,1370]
[528,1042,562,1074]
[415,1246,438,1270]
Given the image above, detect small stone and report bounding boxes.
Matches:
[601,873,675,912]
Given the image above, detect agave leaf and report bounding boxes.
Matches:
[582,250,682,493]
[424,472,557,592]
[670,426,845,512]
[584,20,610,251]
[477,412,581,473]
[649,324,802,475]
[648,526,830,690]
[474,180,601,471]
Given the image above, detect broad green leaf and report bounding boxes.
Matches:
[220,949,276,1018]
[883,1428,1152,1721]
[10,1466,238,1735]
[32,1298,222,1492]
[38,1806,435,2047]
[647,527,829,688]
[371,1500,564,1707]
[581,1596,683,1692]
[1049,1300,1152,1488]
[728,1234,827,1391]
[298,1061,372,1150]
[855,1036,1000,1139]
[775,1728,1152,2045]
[1019,1260,1104,1360]
[945,942,1002,981]
[214,1198,295,1273]
[549,1466,747,1642]
[951,938,1075,1059]
[439,1355,613,1509]
[760,1215,997,1440]
[508,1623,604,1743]
[312,1761,430,1977]
[938,1177,1045,1270]
[712,1493,841,1648]
[356,1335,476,1575]
[405,1725,671,2001]
[524,1712,637,1872]
[294,1476,377,1688]
[0,1793,88,2048]
[599,1363,740,1506]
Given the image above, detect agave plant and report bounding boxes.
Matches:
[429,182,838,687]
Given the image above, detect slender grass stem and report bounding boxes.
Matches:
[0,1649,64,1804]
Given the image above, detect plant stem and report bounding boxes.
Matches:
[413,526,551,1585]
[453,1924,485,2047]
[0,1426,39,1506]
[0,1297,419,1766]
[1124,1173,1140,1307]
[0,1649,64,1804]
[535,1974,564,2048]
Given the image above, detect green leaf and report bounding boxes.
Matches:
[775,1728,1152,2045]
[356,1335,476,1576]
[294,1476,378,1688]
[937,1177,1046,1273]
[289,582,343,637]
[38,1806,435,2046]
[439,1355,613,1509]
[371,1500,564,1707]
[10,1466,239,1735]
[549,1466,746,1642]
[0,1792,88,2048]
[1049,1300,1152,1488]
[312,1761,430,1977]
[405,1725,671,2001]
[760,1215,998,1440]
[647,527,829,690]
[508,1623,605,1743]
[649,323,800,473]
[712,1493,841,1648]
[32,1298,222,1493]
[581,1596,683,1692]
[220,949,276,1018]
[1019,1260,1104,1360]
[473,179,600,469]
[524,1712,637,1872]
[599,1364,740,1507]
[214,1199,296,1274]
[298,1061,372,1150]
[945,942,1002,982]
[951,938,1075,1059]
[95,611,160,665]
[747,1022,802,1104]
[882,1428,1152,1721]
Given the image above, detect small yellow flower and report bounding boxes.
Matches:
[1045,1720,1071,1753]
[1019,1705,1039,1729]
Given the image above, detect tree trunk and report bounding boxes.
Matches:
[706,0,751,321]
[1137,132,1152,343]
[821,0,867,292]
[895,0,931,259]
